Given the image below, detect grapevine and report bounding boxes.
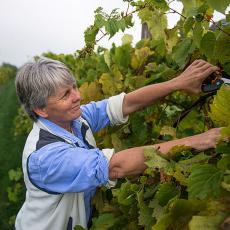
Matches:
[12,0,230,229]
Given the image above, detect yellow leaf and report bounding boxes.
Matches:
[131,54,139,70]
[79,81,103,104]
[209,85,230,126]
[160,126,177,139]
[131,47,154,70]
[99,70,124,96]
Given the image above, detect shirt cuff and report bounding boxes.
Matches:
[102,148,117,188]
[106,92,129,126]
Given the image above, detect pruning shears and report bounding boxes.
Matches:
[201,71,230,93]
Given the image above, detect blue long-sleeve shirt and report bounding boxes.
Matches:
[27,99,112,222]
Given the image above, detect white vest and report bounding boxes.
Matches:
[15,93,127,230]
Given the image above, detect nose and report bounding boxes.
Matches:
[71,88,81,102]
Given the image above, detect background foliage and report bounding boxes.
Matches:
[2,0,230,229]
[0,64,26,229]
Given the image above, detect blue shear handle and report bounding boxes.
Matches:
[201,79,224,92]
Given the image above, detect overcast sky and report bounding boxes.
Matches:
[0,0,226,67]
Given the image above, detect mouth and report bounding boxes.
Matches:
[72,104,80,111]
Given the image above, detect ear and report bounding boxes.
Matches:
[33,107,48,118]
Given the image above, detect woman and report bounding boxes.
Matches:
[15,58,221,230]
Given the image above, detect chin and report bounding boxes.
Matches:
[74,109,81,119]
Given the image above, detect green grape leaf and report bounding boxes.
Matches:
[227,13,230,22]
[214,27,230,64]
[138,8,167,40]
[170,199,206,218]
[151,39,167,57]
[221,126,230,138]
[84,25,99,46]
[221,175,230,191]
[172,38,194,67]
[149,199,164,220]
[105,17,129,38]
[180,0,205,16]
[153,199,206,230]
[7,183,23,203]
[145,63,177,85]
[178,109,205,134]
[188,214,226,230]
[217,155,230,170]
[188,164,224,199]
[160,126,176,139]
[8,168,22,182]
[165,27,179,53]
[144,146,170,170]
[124,15,133,29]
[94,9,106,28]
[112,181,139,206]
[147,0,169,11]
[130,113,148,145]
[111,133,123,151]
[173,170,188,186]
[193,21,203,48]
[155,182,180,206]
[114,44,132,70]
[206,0,230,13]
[91,213,117,229]
[14,106,33,136]
[152,213,173,230]
[104,50,111,69]
[137,190,155,229]
[200,31,216,59]
[184,16,195,35]
[166,145,192,160]
[104,18,120,38]
[176,153,211,173]
[216,141,230,154]
[223,62,230,75]
[209,85,230,126]
[121,34,133,45]
[74,225,86,230]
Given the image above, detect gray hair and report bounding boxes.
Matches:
[15,57,76,121]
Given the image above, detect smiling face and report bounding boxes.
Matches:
[34,83,81,131]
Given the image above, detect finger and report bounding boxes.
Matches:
[201,66,219,79]
[199,62,213,71]
[199,62,220,72]
[191,59,207,67]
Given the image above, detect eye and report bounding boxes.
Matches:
[60,89,70,100]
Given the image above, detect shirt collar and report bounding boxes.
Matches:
[37,117,86,148]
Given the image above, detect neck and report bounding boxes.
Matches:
[61,123,72,132]
[47,118,72,132]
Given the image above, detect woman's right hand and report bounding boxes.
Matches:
[173,59,220,94]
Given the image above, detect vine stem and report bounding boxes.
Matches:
[172,92,216,128]
[168,0,176,4]
[168,7,186,19]
[204,16,230,37]
[95,4,230,46]
[125,2,130,16]
[96,32,108,43]
[95,3,149,43]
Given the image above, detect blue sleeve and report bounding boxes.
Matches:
[80,99,110,133]
[27,142,109,193]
